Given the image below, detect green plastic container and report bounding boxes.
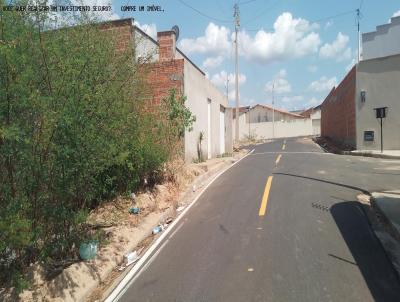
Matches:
[79,241,98,260]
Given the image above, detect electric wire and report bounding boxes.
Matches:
[177,0,232,23]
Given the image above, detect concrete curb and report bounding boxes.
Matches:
[342,151,400,160]
[370,195,400,242]
[98,152,250,301]
[104,149,253,302]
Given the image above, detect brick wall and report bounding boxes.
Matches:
[99,19,134,53]
[145,59,184,106]
[157,31,176,62]
[321,66,356,147]
[99,20,184,105]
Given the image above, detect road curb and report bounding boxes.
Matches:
[370,195,400,242]
[104,149,254,302]
[361,193,400,279]
[342,151,400,160]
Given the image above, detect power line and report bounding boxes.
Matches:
[241,0,282,26]
[238,0,258,5]
[177,0,232,23]
[244,9,356,32]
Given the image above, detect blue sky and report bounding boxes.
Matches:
[108,0,399,110]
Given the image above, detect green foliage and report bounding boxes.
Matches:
[0,2,195,289]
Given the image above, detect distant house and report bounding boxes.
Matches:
[321,16,400,151]
[232,104,319,140]
[299,105,321,136]
[100,18,232,161]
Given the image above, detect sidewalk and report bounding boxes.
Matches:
[372,191,400,240]
[346,150,400,160]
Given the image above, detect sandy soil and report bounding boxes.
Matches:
[5,154,245,302]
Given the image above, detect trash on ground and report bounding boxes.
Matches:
[152,225,162,234]
[79,241,98,260]
[176,206,185,212]
[165,217,173,224]
[124,250,140,266]
[130,192,136,201]
[129,207,140,214]
[192,185,197,192]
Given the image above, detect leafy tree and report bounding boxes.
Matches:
[0,1,195,291]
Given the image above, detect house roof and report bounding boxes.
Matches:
[298,104,321,118]
[232,106,251,118]
[252,104,305,118]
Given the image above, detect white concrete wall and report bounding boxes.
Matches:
[247,105,300,123]
[134,28,158,63]
[234,113,313,140]
[310,109,321,136]
[183,61,230,162]
[355,54,400,150]
[362,16,400,60]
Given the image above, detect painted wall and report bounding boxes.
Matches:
[134,28,158,62]
[234,113,313,140]
[183,60,231,162]
[356,54,400,150]
[310,109,321,136]
[247,105,302,123]
[362,16,400,61]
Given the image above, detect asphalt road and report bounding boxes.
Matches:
[118,138,400,302]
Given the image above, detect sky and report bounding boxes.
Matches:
[55,0,400,111]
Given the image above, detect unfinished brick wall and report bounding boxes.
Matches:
[321,66,356,146]
[99,19,134,53]
[145,59,184,105]
[157,31,176,62]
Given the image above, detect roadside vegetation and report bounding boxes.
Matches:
[0,1,194,291]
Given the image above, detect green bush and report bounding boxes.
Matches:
[0,2,194,290]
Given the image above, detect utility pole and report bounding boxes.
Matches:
[356,8,361,62]
[225,75,229,98]
[272,82,275,138]
[234,3,240,143]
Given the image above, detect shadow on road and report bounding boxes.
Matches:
[273,172,371,195]
[273,172,400,301]
[330,202,400,302]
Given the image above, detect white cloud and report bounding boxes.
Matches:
[305,97,321,107]
[346,58,356,72]
[392,10,400,18]
[308,65,317,73]
[308,76,337,92]
[265,69,291,94]
[237,12,321,64]
[319,32,351,62]
[202,56,224,70]
[211,70,246,87]
[134,21,157,39]
[281,95,304,103]
[179,23,231,56]
[210,70,246,101]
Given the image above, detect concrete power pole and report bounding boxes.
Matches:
[357,8,361,63]
[234,4,240,143]
[272,82,275,139]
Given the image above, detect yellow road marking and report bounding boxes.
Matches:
[259,176,273,216]
[282,144,286,150]
[275,154,282,165]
